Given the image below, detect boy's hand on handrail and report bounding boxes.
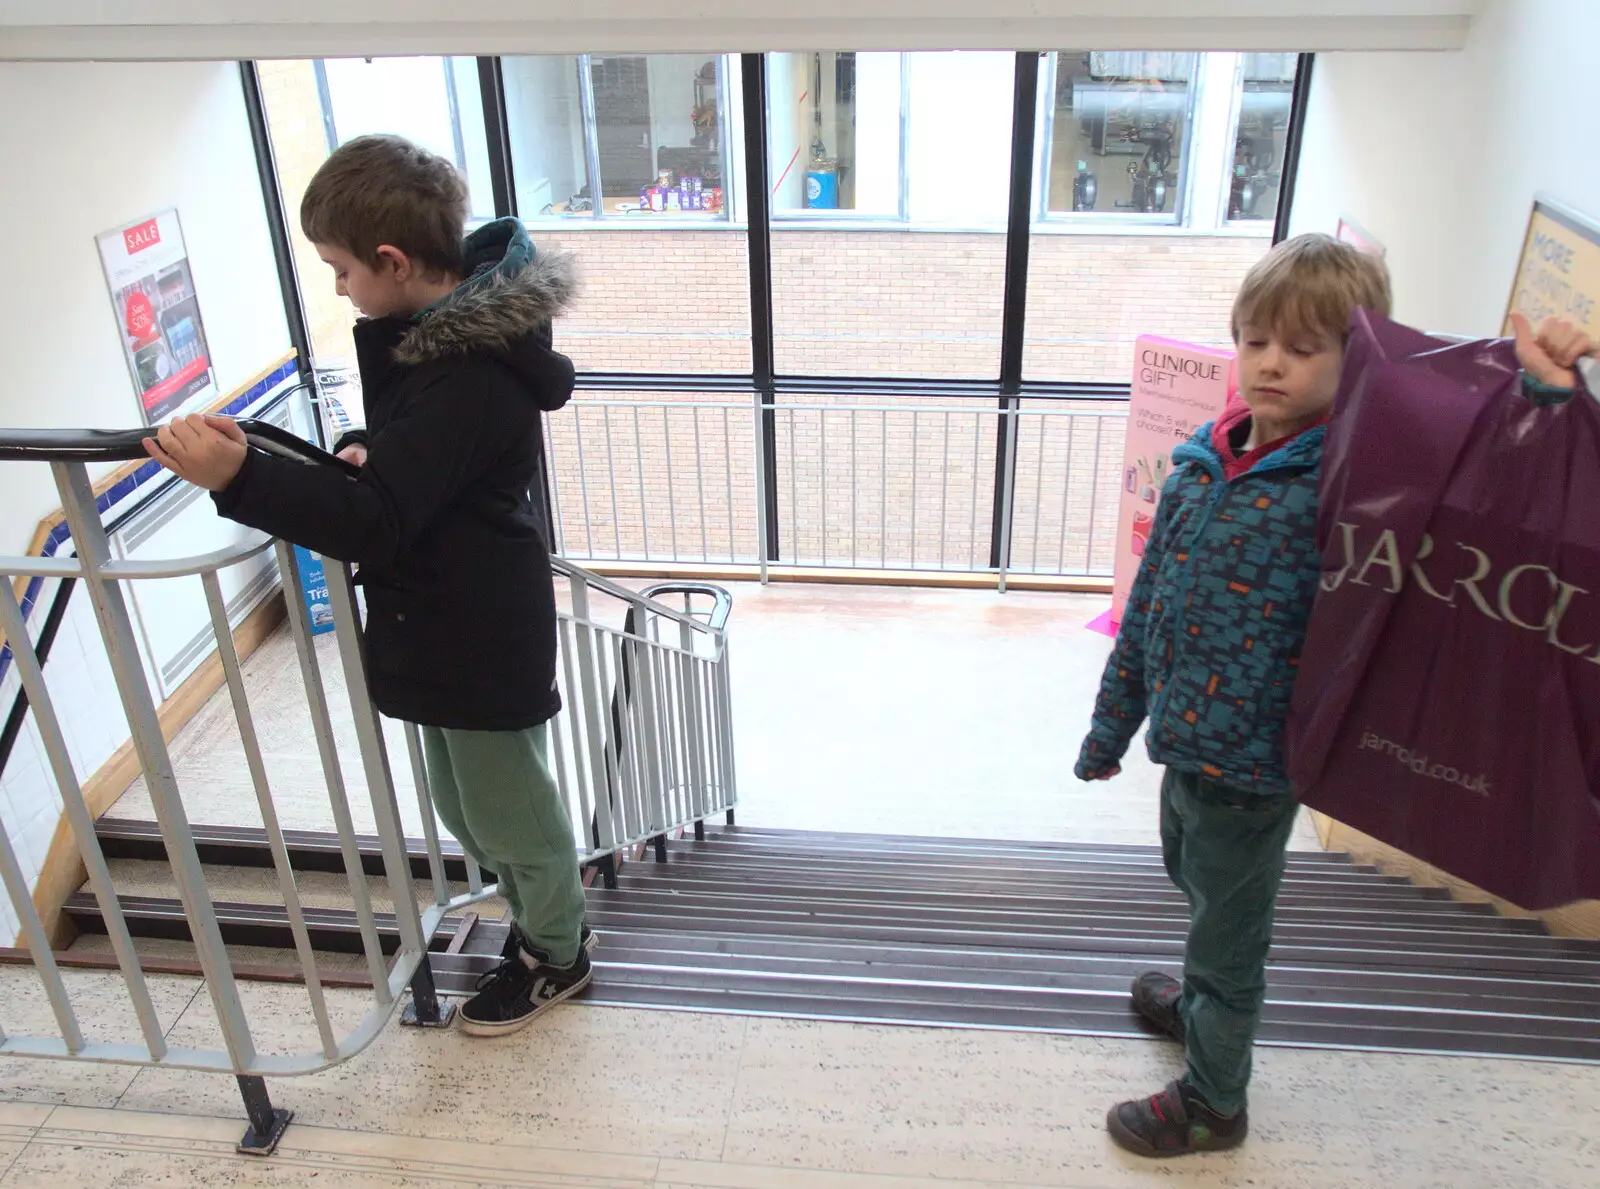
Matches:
[336,443,369,467]
[1512,313,1597,390]
[142,413,249,492]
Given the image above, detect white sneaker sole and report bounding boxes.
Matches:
[458,967,594,1038]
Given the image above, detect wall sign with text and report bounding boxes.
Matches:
[97,210,217,426]
[1503,196,1599,339]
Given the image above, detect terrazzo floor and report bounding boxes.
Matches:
[13,582,1592,1184]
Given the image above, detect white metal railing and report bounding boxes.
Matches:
[0,423,735,1154]
[542,397,1127,582]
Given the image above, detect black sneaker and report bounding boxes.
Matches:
[1107,1080,1247,1157]
[460,945,593,1037]
[1131,971,1186,1043]
[501,923,598,961]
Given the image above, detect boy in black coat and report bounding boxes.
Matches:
[145,135,592,1036]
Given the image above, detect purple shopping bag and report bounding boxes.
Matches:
[1287,310,1600,909]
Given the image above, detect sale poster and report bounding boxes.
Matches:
[1095,336,1234,634]
[97,210,217,425]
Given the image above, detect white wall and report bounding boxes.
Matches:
[0,60,291,553]
[1290,0,1600,337]
[0,60,292,942]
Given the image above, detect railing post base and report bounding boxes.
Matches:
[236,1075,293,1157]
[725,809,736,826]
[401,953,456,1029]
[694,819,706,841]
[652,834,668,863]
[590,852,620,890]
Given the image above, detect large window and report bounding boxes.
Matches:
[1039,52,1197,221]
[504,54,735,223]
[767,51,1015,377]
[1228,53,1296,222]
[253,48,1309,577]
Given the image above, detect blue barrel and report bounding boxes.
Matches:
[805,165,839,209]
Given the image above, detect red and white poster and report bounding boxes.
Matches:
[1090,336,1235,636]
[97,210,216,425]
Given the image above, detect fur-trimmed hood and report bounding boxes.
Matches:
[394,218,577,367]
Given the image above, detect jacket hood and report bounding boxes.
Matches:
[394,218,578,367]
[1173,418,1325,480]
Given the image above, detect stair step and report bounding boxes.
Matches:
[708,823,1359,866]
[65,892,469,955]
[461,926,1600,1011]
[646,847,1418,893]
[83,858,484,918]
[94,817,492,883]
[71,820,1600,1063]
[615,865,1504,921]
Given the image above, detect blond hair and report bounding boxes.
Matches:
[301,135,469,278]
[1232,233,1392,343]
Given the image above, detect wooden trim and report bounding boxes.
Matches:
[1313,811,1600,940]
[578,559,1112,595]
[20,590,287,949]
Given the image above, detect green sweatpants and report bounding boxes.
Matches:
[419,724,586,967]
[1160,768,1300,1117]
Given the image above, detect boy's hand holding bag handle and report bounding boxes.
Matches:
[1287,309,1600,910]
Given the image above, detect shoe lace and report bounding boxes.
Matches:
[474,957,530,996]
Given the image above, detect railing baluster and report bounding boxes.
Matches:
[1031,410,1046,573]
[909,412,920,570]
[1087,417,1105,575]
[663,407,680,562]
[0,577,163,1059]
[880,410,889,569]
[604,406,623,560]
[53,461,257,1071]
[556,616,597,856]
[204,566,337,1059]
[819,408,829,569]
[788,410,799,566]
[543,411,567,554]
[572,406,595,559]
[634,406,651,561]
[723,406,736,562]
[970,412,983,570]
[1059,415,1077,575]
[850,410,859,567]
[694,406,710,562]
[939,411,951,571]
[401,722,448,908]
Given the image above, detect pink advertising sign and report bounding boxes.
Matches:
[1099,336,1236,632]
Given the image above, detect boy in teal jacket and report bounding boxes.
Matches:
[1077,233,1596,1156]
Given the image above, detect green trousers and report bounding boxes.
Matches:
[419,724,586,967]
[1160,768,1300,1116]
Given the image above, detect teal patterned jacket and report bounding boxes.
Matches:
[1076,422,1325,796]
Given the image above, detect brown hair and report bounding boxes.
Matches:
[1232,233,1392,343]
[300,135,468,278]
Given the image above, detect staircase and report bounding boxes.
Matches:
[62,817,1600,1062]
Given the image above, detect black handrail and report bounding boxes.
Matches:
[0,419,359,476]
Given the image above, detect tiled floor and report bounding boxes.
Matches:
[1,976,1598,1187]
[16,581,1593,1184]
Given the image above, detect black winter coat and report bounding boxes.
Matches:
[215,220,577,729]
